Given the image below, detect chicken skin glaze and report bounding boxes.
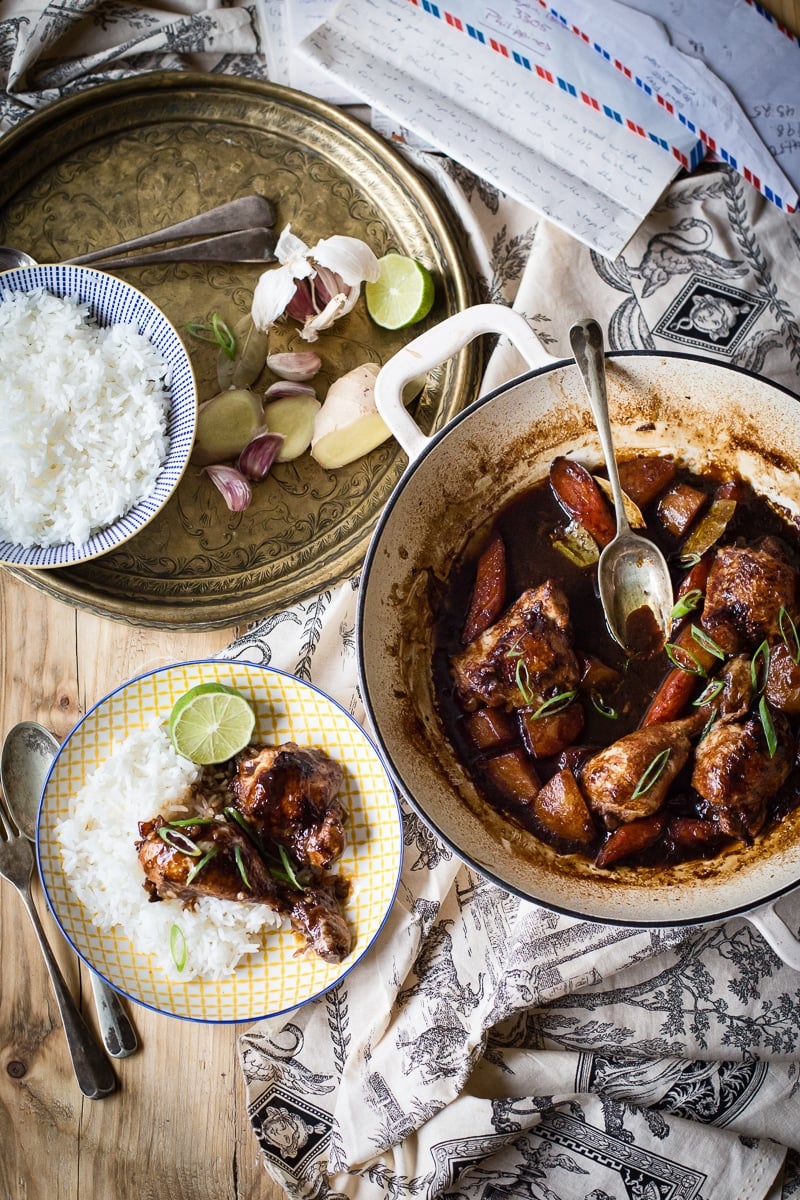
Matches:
[135,742,352,963]
[231,742,346,869]
[136,817,284,906]
[436,458,800,871]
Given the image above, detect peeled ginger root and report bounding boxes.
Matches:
[191,388,264,467]
[263,393,321,462]
[310,362,390,470]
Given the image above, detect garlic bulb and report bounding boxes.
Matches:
[252,224,380,342]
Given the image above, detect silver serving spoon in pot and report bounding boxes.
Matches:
[1,722,138,1059]
[569,317,674,652]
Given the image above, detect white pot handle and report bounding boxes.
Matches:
[745,899,800,970]
[375,303,556,461]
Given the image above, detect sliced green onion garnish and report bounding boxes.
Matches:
[225,805,255,837]
[679,551,702,568]
[665,642,707,677]
[167,816,218,828]
[758,695,778,758]
[690,624,726,661]
[234,844,252,890]
[157,827,202,856]
[506,634,525,659]
[530,690,578,720]
[751,640,770,694]
[590,691,619,719]
[631,747,671,799]
[670,588,703,622]
[185,846,219,884]
[514,658,535,705]
[699,707,717,741]
[278,844,302,890]
[185,313,237,359]
[692,678,724,707]
[779,605,800,665]
[170,923,187,973]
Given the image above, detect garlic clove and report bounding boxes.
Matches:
[285,279,317,323]
[312,265,345,307]
[237,431,285,481]
[266,350,321,381]
[204,464,252,511]
[264,380,317,400]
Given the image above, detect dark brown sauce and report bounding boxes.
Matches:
[432,461,800,868]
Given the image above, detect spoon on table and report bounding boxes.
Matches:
[569,317,674,652]
[1,722,138,1059]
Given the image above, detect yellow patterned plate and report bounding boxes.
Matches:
[37,661,402,1023]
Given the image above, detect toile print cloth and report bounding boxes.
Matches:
[2,5,800,1198]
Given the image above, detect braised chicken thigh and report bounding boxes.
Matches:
[135,741,352,962]
[700,540,797,654]
[137,816,283,905]
[691,714,793,838]
[580,715,705,829]
[451,581,580,713]
[434,456,800,871]
[232,742,346,869]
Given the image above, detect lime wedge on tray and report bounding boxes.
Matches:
[168,682,255,764]
[365,253,435,329]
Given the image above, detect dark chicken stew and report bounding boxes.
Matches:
[433,455,800,871]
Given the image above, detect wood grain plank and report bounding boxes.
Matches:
[1,572,287,1199]
[0,574,83,1200]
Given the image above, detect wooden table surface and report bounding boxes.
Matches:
[3,8,798,1192]
[0,571,286,1200]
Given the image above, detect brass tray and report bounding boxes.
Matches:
[0,72,481,628]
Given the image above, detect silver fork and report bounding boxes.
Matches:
[0,791,116,1098]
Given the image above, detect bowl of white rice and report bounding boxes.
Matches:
[0,265,197,568]
[36,659,403,1023]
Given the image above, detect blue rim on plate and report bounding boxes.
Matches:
[0,265,197,569]
[36,659,403,1023]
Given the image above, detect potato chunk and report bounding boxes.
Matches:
[532,768,596,847]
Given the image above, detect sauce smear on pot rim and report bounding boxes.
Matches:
[432,454,800,873]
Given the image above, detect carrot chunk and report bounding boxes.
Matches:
[549,457,616,547]
[462,529,507,643]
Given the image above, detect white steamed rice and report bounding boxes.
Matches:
[0,288,171,547]
[56,720,282,981]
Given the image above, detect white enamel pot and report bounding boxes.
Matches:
[357,304,800,968]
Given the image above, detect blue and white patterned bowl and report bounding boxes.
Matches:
[0,265,197,568]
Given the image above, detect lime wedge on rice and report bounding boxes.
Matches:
[168,682,255,765]
[365,253,434,330]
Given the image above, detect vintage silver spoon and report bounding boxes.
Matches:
[0,192,277,271]
[1,722,138,1059]
[569,317,674,651]
[0,227,276,271]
